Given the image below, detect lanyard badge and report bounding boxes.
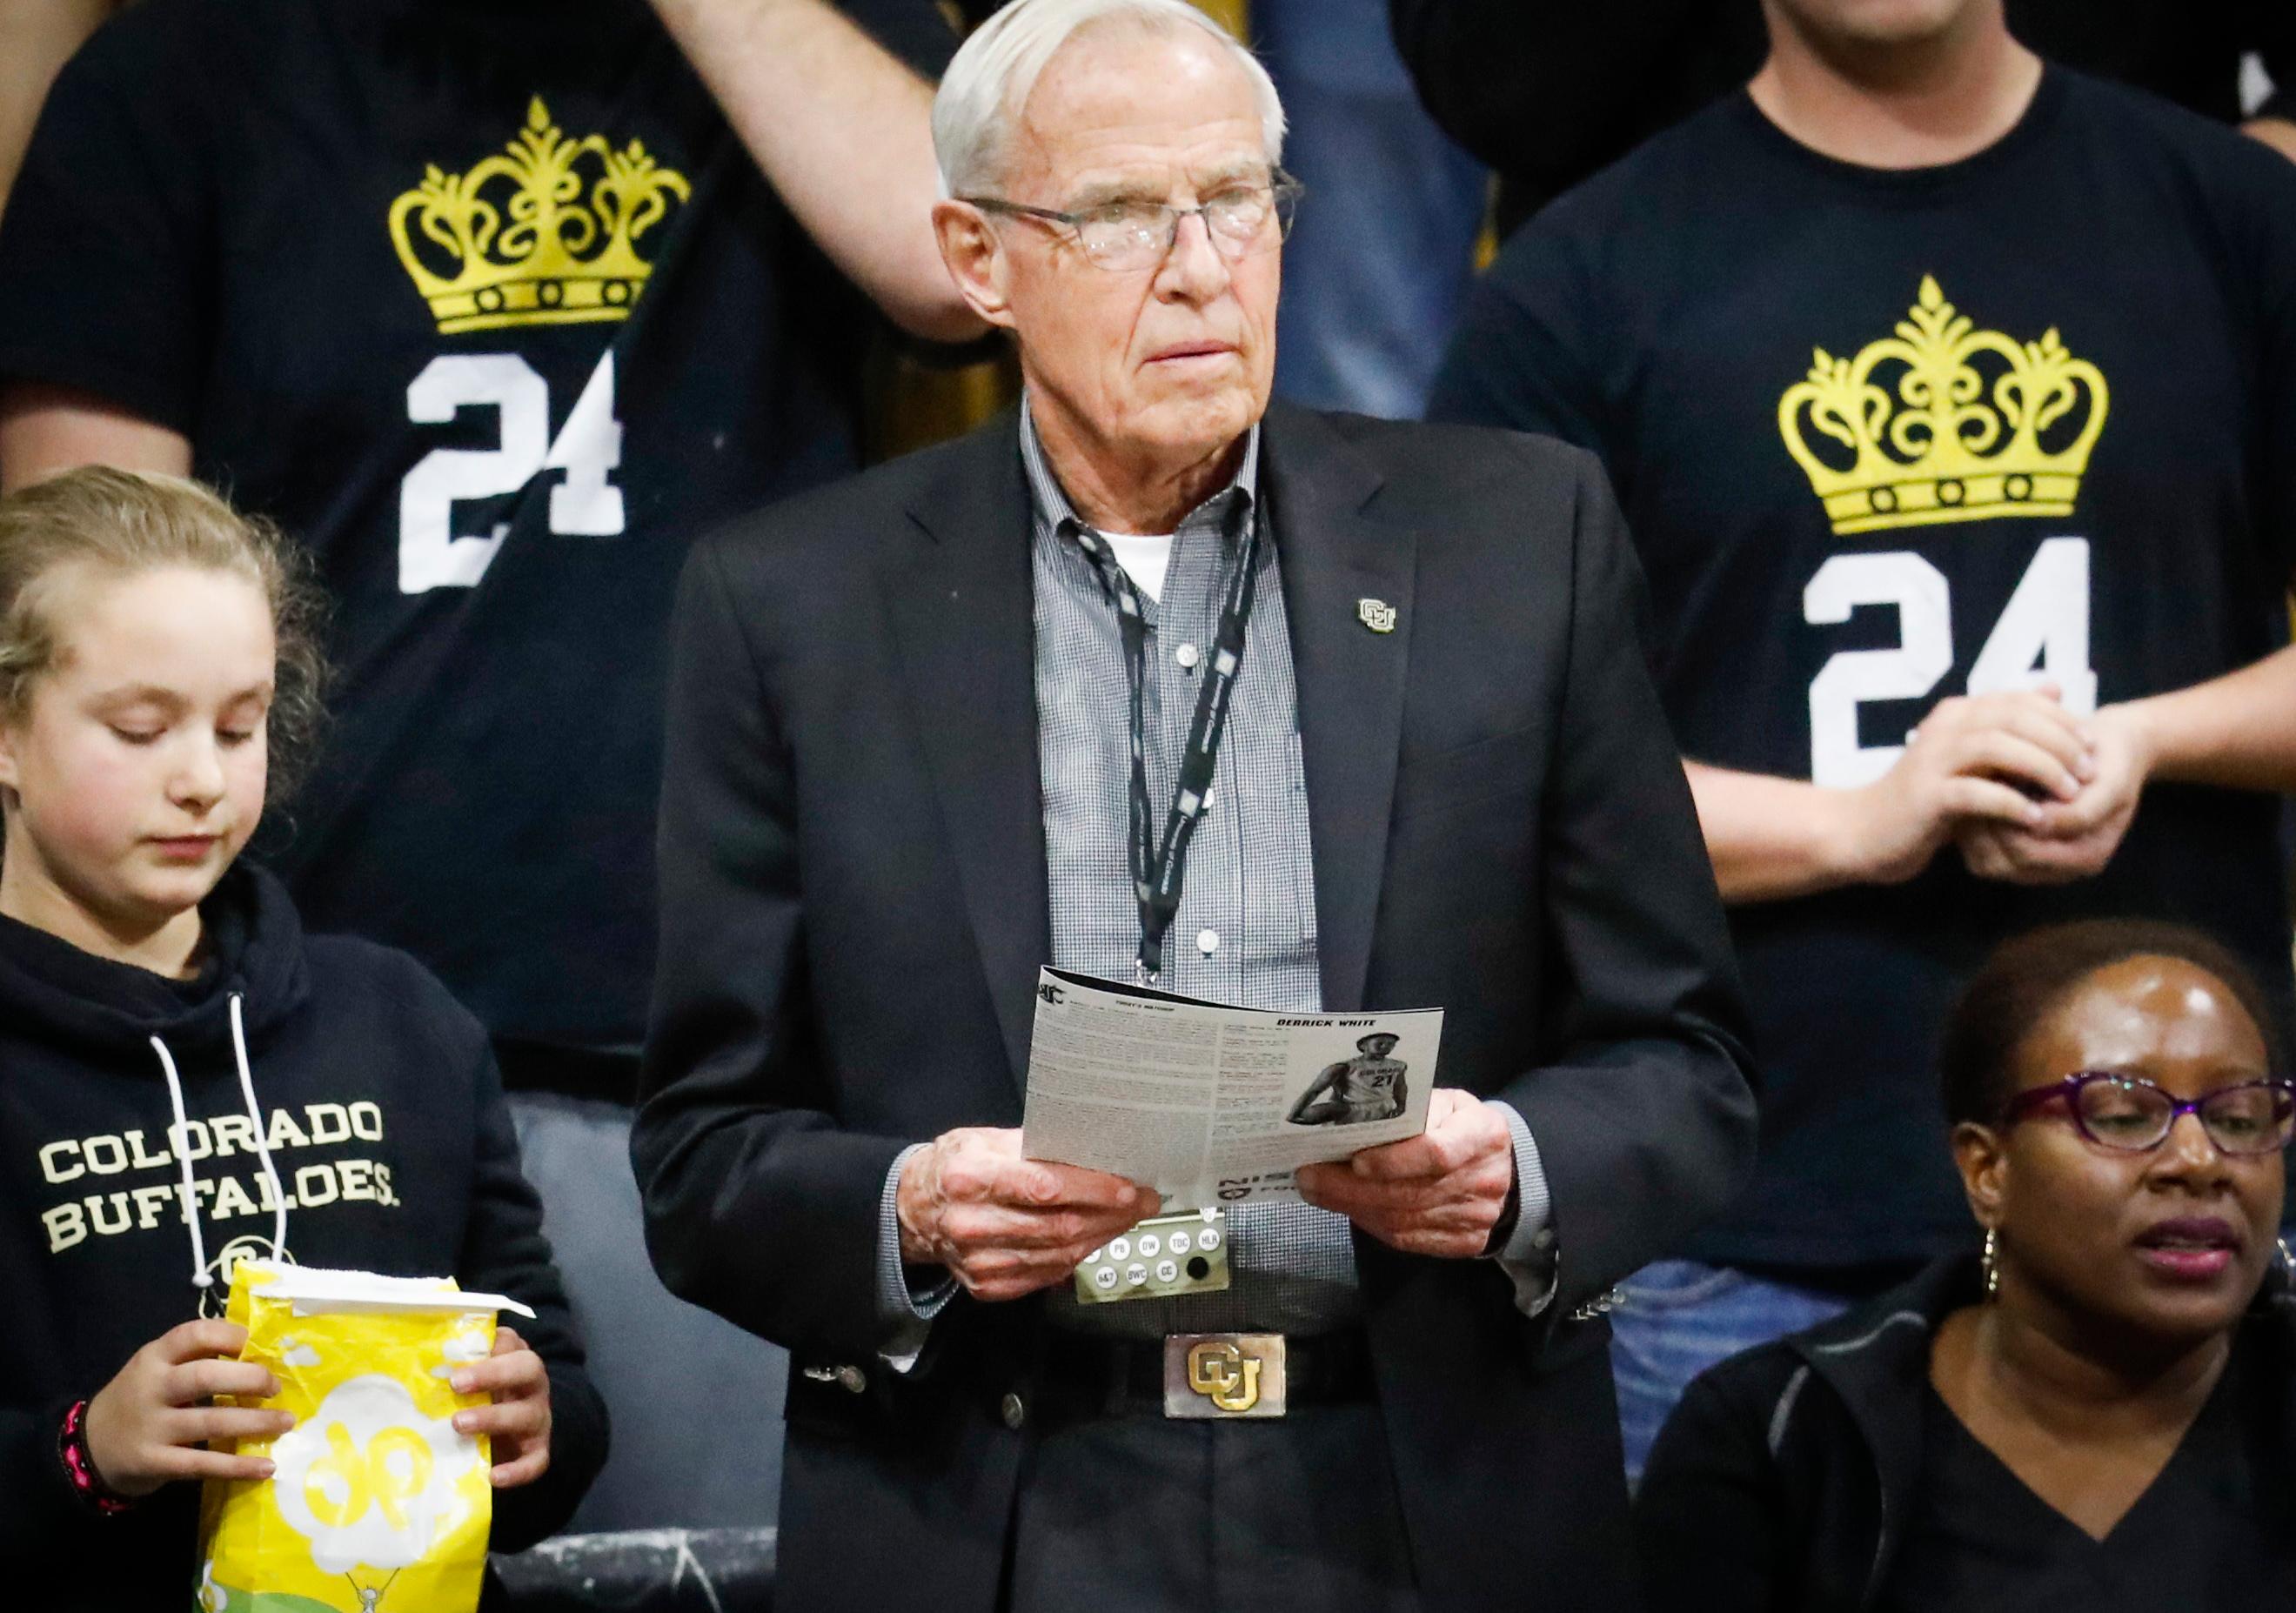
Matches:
[1069,503,1262,982]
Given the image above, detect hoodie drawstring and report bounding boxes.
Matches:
[151,992,291,1296]
[150,1037,209,1295]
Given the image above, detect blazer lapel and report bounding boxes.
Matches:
[884,414,1049,1091]
[1262,405,1414,1014]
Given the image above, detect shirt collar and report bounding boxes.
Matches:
[1019,394,1260,545]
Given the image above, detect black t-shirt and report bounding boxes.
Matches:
[0,0,956,1056]
[1429,70,2296,1268]
[1391,0,2296,231]
[1885,1359,2294,1612]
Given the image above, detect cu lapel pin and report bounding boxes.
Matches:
[1357,598,1397,633]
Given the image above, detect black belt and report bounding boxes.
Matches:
[1037,1329,1375,1416]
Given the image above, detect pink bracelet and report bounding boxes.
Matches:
[57,1400,134,1516]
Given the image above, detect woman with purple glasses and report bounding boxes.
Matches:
[1634,919,2296,1612]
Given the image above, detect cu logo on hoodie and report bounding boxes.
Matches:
[196,1235,296,1319]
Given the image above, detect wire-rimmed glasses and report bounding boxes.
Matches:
[1998,1070,2296,1155]
[961,174,1303,272]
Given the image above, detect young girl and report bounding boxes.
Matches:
[0,467,606,1607]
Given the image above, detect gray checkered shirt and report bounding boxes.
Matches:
[874,405,1553,1355]
[1022,404,1360,1338]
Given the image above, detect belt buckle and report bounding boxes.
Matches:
[1162,1332,1286,1419]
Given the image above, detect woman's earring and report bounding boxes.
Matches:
[1982,1228,2000,1301]
[2279,1237,2294,1284]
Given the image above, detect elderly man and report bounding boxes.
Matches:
[635,1,1756,1608]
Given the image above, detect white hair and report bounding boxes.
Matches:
[933,0,1288,198]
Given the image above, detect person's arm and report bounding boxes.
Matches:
[0,8,208,490]
[0,382,191,492]
[635,537,1154,1365]
[1287,1063,1344,1123]
[0,1402,108,1557]
[451,1034,608,1550]
[1633,1360,1798,1613]
[1957,646,2296,884]
[1484,445,1759,1313]
[646,0,979,342]
[4,1328,281,1562]
[0,0,119,218]
[2250,119,2296,161]
[636,534,929,1361]
[1958,143,2296,883]
[1685,686,2092,903]
[2103,651,2296,790]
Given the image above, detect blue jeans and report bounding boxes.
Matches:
[1608,1260,1851,1487]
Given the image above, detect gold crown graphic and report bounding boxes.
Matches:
[389,97,691,335]
[1778,276,2108,536]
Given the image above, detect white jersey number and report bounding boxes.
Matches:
[398,352,626,594]
[1804,537,2094,788]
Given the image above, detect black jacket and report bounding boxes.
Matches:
[0,864,607,1610]
[634,403,1759,1612]
[1636,1255,2296,1612]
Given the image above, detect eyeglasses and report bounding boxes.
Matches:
[961,175,1303,272]
[1998,1071,2296,1156]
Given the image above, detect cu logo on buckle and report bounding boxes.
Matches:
[1185,1340,1262,1413]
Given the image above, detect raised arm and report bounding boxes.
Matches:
[0,0,120,216]
[647,0,982,341]
[1,383,191,492]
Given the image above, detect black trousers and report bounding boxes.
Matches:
[1001,1396,1424,1613]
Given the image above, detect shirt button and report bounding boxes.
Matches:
[836,1365,867,1395]
[1175,643,1201,669]
[1532,1228,1556,1252]
[1197,928,1220,955]
[1001,1392,1027,1430]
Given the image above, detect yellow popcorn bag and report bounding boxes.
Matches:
[193,1262,535,1613]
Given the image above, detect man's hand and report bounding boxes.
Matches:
[897,1128,1161,1302]
[83,1321,295,1497]
[1295,1089,1515,1259]
[1831,687,2093,885]
[451,1325,552,1489]
[1957,700,2151,885]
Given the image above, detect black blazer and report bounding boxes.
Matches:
[633,403,1758,1612]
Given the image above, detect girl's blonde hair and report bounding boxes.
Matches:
[0,466,328,801]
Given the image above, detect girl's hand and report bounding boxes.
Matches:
[84,1320,296,1497]
[451,1326,552,1489]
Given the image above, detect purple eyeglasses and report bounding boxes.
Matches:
[1999,1071,2296,1156]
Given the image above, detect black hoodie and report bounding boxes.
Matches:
[1635,1255,2296,1611]
[0,864,607,1609]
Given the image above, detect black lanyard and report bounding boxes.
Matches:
[1070,503,1262,981]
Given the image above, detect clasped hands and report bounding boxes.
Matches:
[895,1089,1517,1302]
[1846,683,2152,887]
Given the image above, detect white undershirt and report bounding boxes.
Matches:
[1096,530,1175,603]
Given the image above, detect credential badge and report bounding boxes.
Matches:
[1356,598,1397,634]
